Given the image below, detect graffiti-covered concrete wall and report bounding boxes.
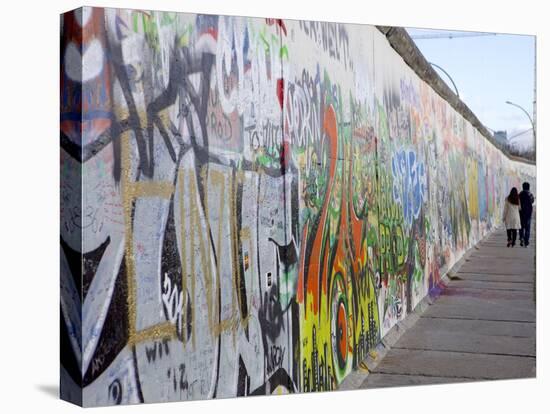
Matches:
[60,7,536,407]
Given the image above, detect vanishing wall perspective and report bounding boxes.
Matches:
[60,7,536,406]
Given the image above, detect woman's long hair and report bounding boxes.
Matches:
[508,187,519,205]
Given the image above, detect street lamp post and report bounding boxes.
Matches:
[505,100,536,158]
[429,62,460,98]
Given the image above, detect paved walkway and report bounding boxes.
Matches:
[360,222,536,389]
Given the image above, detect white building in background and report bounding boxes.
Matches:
[493,130,508,146]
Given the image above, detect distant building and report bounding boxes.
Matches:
[493,130,508,145]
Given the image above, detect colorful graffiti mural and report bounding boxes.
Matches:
[60,7,536,407]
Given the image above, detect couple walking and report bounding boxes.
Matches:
[502,182,535,247]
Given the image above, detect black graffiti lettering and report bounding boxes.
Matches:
[145,339,170,364]
[108,379,123,405]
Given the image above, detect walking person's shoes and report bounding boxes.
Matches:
[507,242,511,247]
[520,240,524,246]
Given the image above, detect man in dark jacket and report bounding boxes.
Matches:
[519,182,535,247]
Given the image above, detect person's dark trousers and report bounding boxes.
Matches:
[507,229,517,246]
[519,214,532,245]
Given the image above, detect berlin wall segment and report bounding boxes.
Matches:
[60,7,536,406]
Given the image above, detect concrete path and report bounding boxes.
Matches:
[360,223,536,389]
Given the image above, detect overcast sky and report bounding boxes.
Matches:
[406,28,535,150]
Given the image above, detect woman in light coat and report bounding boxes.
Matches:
[503,187,521,247]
